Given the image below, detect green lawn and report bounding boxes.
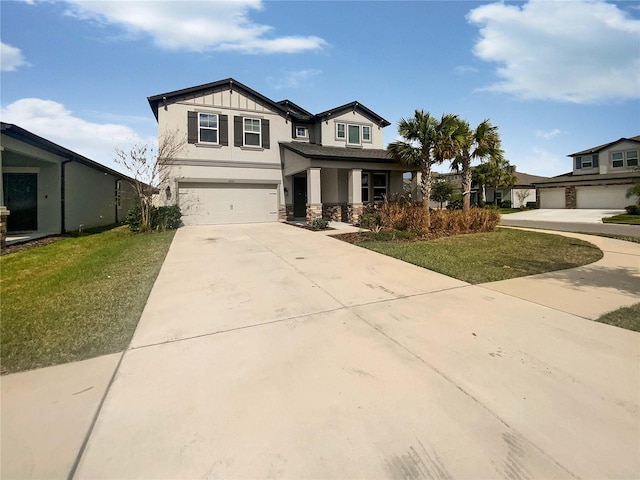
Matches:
[596,303,640,332]
[1,227,175,374]
[358,228,603,284]
[602,214,640,225]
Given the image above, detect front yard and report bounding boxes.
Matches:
[0,227,175,374]
[349,228,603,284]
[602,214,640,225]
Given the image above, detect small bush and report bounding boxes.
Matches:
[310,217,330,230]
[125,204,182,232]
[500,200,512,208]
[625,204,640,215]
[358,210,382,229]
[446,193,463,210]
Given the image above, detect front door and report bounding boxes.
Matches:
[293,176,307,218]
[3,173,38,231]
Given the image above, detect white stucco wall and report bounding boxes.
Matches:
[572,139,639,176]
[65,162,118,230]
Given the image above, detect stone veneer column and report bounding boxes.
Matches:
[565,186,577,209]
[306,167,322,223]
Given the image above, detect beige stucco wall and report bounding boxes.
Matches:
[64,162,118,230]
[573,140,639,176]
[320,111,384,149]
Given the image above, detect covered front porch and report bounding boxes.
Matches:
[280,142,417,224]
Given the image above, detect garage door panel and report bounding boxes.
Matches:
[179,183,278,225]
[576,185,630,209]
[539,188,564,209]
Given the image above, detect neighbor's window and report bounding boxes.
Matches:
[373,172,387,201]
[348,124,361,145]
[199,113,218,144]
[362,125,371,142]
[361,173,370,203]
[577,155,596,169]
[627,150,639,166]
[336,123,346,139]
[296,126,308,138]
[244,118,261,147]
[611,152,624,168]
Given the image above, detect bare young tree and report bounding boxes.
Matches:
[115,129,184,232]
[516,189,532,208]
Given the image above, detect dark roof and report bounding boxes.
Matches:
[148,78,290,120]
[569,135,640,156]
[277,99,313,120]
[1,122,136,182]
[534,170,640,185]
[280,142,393,162]
[148,78,390,128]
[514,172,548,186]
[314,101,391,127]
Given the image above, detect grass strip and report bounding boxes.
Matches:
[602,214,640,225]
[1,226,175,374]
[595,303,640,332]
[358,228,603,284]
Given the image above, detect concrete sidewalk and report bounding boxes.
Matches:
[2,223,638,479]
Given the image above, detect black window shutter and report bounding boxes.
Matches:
[575,157,582,170]
[219,115,228,146]
[592,154,599,168]
[262,119,270,149]
[188,111,198,144]
[234,116,243,147]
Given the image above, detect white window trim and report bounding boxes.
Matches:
[577,155,593,169]
[362,125,372,143]
[198,112,219,145]
[243,117,262,148]
[336,122,346,140]
[295,126,308,138]
[611,151,624,168]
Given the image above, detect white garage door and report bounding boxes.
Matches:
[576,185,630,209]
[539,188,565,208]
[179,183,278,225]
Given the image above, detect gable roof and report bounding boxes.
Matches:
[148,78,391,127]
[314,101,391,127]
[569,135,640,156]
[148,78,290,120]
[514,172,548,186]
[1,122,136,182]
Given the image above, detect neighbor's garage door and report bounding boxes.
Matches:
[178,183,278,225]
[576,185,630,209]
[539,188,565,208]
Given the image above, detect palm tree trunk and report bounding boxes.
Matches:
[462,162,472,212]
[420,164,432,229]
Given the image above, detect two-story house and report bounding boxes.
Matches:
[147,78,414,225]
[535,136,640,209]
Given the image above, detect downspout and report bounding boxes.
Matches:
[60,159,73,234]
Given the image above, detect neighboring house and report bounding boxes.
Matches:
[479,172,547,208]
[147,78,415,225]
[0,123,137,244]
[535,136,640,209]
[422,170,546,208]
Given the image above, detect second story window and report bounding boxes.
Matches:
[348,125,361,145]
[611,150,638,168]
[336,123,346,139]
[244,118,261,147]
[362,125,371,142]
[199,113,218,144]
[296,126,308,138]
[576,155,598,169]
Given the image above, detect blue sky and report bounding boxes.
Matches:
[2,0,639,177]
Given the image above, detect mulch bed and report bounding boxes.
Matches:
[284,221,335,232]
[1,236,65,255]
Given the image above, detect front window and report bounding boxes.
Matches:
[199,113,218,144]
[611,152,624,168]
[577,155,593,169]
[336,123,345,139]
[362,125,371,142]
[361,173,370,202]
[613,149,639,167]
[627,150,639,166]
[373,173,387,201]
[244,118,261,147]
[296,126,308,138]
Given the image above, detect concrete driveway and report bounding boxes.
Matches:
[66,223,639,479]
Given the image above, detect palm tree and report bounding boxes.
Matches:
[388,111,459,228]
[449,119,503,212]
[473,154,517,205]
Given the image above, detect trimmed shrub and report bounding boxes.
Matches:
[625,204,640,215]
[310,217,329,230]
[125,204,182,232]
[500,200,512,208]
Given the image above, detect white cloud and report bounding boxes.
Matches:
[1,41,29,72]
[536,128,566,140]
[467,0,640,103]
[1,98,153,173]
[63,0,326,54]
[453,65,478,75]
[266,69,322,90]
